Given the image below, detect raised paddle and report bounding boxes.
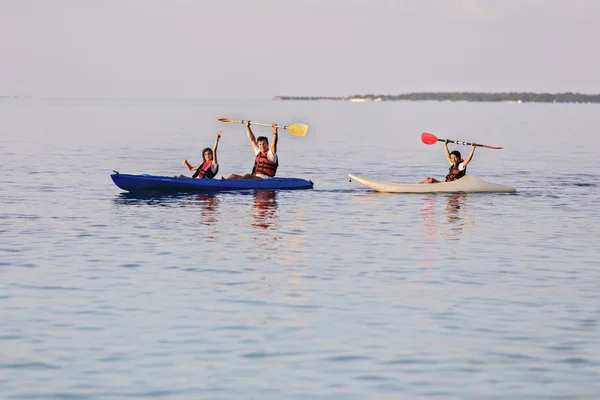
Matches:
[218,118,308,137]
[421,132,503,150]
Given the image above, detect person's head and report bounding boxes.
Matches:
[449,150,462,165]
[202,147,213,161]
[256,136,269,153]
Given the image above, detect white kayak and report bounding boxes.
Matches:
[348,174,517,193]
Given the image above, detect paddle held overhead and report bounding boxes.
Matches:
[421,132,503,150]
[218,118,308,137]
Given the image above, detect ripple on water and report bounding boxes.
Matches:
[3,99,600,400]
[0,362,60,370]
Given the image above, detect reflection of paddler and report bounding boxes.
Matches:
[252,190,278,229]
[420,197,437,238]
[195,193,220,224]
[444,192,466,224]
[196,193,219,209]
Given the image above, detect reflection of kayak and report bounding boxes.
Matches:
[111,173,314,192]
[348,174,516,193]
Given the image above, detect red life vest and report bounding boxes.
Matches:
[192,160,218,179]
[252,151,278,177]
[445,161,466,182]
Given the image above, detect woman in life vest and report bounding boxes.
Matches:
[420,139,476,184]
[226,120,278,179]
[176,131,221,179]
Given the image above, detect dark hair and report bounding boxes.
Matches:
[450,150,462,159]
[202,147,212,160]
[256,136,269,144]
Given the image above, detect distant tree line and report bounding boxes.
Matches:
[274,96,347,101]
[274,92,600,103]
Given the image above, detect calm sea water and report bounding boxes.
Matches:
[1,98,599,399]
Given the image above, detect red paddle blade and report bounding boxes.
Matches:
[481,144,503,150]
[421,132,439,145]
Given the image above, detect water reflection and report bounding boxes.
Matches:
[190,193,220,242]
[252,190,279,230]
[444,193,467,224]
[443,193,469,240]
[420,195,438,239]
[112,192,188,206]
[420,193,471,241]
[194,193,220,225]
[113,190,281,231]
[112,191,219,216]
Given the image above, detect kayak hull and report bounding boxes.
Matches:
[111,174,314,193]
[349,174,516,193]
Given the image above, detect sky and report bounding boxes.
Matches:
[1,0,599,98]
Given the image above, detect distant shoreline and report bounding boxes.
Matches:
[3,93,598,103]
[274,92,600,103]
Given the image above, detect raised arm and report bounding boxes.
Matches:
[183,159,200,171]
[212,131,221,167]
[462,142,477,167]
[270,123,278,155]
[443,139,452,164]
[246,120,259,153]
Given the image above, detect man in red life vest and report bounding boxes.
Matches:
[226,120,278,179]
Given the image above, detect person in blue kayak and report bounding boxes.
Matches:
[226,120,278,179]
[420,139,476,183]
[176,131,221,179]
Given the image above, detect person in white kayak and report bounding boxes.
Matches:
[175,131,221,179]
[420,139,476,183]
[226,120,279,179]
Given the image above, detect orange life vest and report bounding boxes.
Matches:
[252,151,278,177]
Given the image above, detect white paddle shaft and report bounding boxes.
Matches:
[240,120,286,129]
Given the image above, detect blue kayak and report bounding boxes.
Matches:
[111,173,314,192]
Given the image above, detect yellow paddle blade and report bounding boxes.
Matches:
[218,117,243,123]
[286,123,308,136]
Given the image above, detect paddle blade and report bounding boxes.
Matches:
[421,132,439,145]
[287,123,308,136]
[481,144,504,150]
[218,118,242,123]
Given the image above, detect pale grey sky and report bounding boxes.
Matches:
[1,0,599,98]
